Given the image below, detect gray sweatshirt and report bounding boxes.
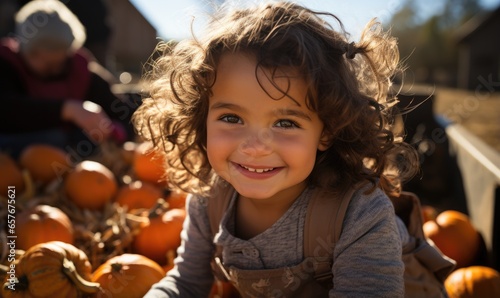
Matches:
[144,185,404,297]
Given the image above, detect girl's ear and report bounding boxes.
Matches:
[318,130,332,151]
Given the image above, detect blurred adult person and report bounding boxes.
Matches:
[0,0,130,158]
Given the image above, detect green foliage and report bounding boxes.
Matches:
[389,0,484,85]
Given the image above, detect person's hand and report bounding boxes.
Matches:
[61,100,112,143]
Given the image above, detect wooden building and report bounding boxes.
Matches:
[107,0,158,75]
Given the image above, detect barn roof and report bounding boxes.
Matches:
[456,6,500,43]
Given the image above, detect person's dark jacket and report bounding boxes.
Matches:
[0,38,133,134]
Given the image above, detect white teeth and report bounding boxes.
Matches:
[241,165,274,173]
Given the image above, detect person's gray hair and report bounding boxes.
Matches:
[15,0,86,52]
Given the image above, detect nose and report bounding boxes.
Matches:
[239,128,274,157]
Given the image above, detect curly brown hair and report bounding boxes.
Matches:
[133,1,418,196]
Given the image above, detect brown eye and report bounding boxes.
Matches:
[274,119,298,129]
[219,114,242,124]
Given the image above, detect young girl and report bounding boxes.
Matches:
[134,1,418,297]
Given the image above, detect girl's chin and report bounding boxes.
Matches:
[231,186,278,200]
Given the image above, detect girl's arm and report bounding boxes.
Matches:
[144,194,215,298]
[331,187,404,298]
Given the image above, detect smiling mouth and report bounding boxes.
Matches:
[235,163,280,173]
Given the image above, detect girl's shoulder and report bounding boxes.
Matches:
[315,182,392,216]
[336,184,399,245]
[307,183,394,241]
[347,184,394,219]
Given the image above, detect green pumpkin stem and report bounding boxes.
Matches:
[62,258,101,294]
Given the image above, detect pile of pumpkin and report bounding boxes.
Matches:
[0,143,238,298]
[421,206,500,297]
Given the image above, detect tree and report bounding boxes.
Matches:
[389,0,484,85]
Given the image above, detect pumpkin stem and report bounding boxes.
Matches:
[111,262,123,272]
[148,198,168,218]
[0,264,8,274]
[62,258,101,294]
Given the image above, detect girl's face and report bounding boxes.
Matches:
[207,53,328,201]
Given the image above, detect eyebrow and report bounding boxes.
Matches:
[275,108,312,121]
[209,102,312,121]
[209,102,245,112]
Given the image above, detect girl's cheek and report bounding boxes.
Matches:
[272,131,309,147]
[207,125,242,154]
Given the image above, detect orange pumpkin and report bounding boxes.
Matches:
[132,208,186,265]
[166,189,187,209]
[1,241,100,298]
[423,210,480,268]
[16,205,74,250]
[114,181,164,211]
[133,142,166,185]
[445,266,500,298]
[92,254,165,298]
[0,152,25,194]
[65,160,117,210]
[19,144,71,184]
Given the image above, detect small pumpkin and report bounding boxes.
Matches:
[1,241,100,298]
[19,144,71,184]
[114,181,164,211]
[423,210,480,268]
[0,152,25,194]
[132,208,186,265]
[445,266,500,298]
[16,205,74,250]
[166,189,187,209]
[92,254,165,298]
[65,160,118,210]
[133,142,166,185]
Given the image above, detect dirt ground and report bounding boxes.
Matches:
[399,84,500,152]
[433,86,500,152]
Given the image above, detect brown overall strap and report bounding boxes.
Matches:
[303,186,358,260]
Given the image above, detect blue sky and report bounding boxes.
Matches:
[130,0,500,40]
